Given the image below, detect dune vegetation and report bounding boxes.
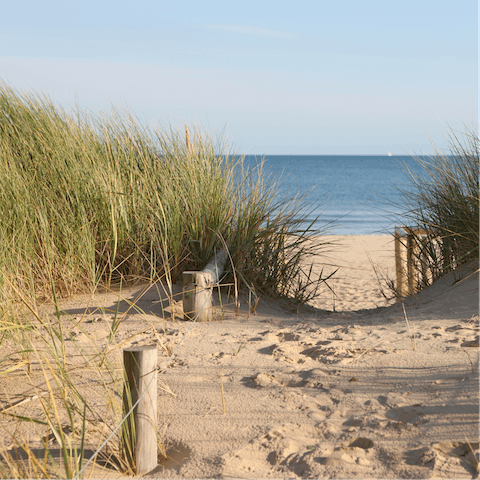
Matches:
[0,82,332,311]
[0,83,332,478]
[395,125,479,289]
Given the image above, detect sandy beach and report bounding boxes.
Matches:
[307,235,397,311]
[1,234,478,479]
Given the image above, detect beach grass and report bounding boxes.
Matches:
[0,82,333,477]
[0,82,331,311]
[394,125,479,291]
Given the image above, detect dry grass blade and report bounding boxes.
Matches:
[464,438,479,474]
[402,303,416,350]
[351,340,389,363]
[0,392,51,414]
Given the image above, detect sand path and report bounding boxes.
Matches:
[0,235,478,478]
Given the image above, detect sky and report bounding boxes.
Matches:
[1,0,478,155]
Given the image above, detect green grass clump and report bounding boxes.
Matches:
[398,125,479,283]
[0,82,334,478]
[0,81,331,310]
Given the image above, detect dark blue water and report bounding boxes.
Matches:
[244,155,421,235]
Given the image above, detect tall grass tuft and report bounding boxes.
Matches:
[0,81,334,477]
[0,82,332,311]
[396,125,479,285]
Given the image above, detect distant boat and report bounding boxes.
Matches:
[388,152,392,156]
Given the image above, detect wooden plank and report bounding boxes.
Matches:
[418,235,429,288]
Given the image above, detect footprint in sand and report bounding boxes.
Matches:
[301,344,355,364]
[462,335,479,347]
[270,344,307,364]
[412,441,479,478]
[222,423,320,478]
[277,331,303,342]
[249,372,287,388]
[377,393,428,424]
[347,412,417,437]
[260,327,381,365]
[330,325,364,341]
[263,341,342,365]
[346,394,424,438]
[301,368,332,389]
[319,437,375,467]
[222,424,378,478]
[250,367,333,390]
[385,405,428,426]
[249,370,336,415]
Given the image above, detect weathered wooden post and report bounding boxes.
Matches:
[122,345,158,475]
[418,233,430,288]
[395,226,407,299]
[406,230,416,296]
[182,271,213,322]
[395,226,431,299]
[183,248,228,322]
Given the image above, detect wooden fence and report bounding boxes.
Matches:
[394,225,432,299]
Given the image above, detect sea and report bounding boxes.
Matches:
[244,155,422,235]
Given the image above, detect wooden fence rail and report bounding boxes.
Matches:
[394,226,431,299]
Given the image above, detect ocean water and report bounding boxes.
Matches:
[244,155,422,235]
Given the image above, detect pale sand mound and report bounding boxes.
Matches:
[0,235,478,479]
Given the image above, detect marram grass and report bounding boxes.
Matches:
[0,82,335,478]
[395,124,479,289]
[0,82,332,311]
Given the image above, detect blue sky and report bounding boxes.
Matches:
[1,0,478,154]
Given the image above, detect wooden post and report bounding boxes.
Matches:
[395,226,407,299]
[182,248,228,322]
[406,232,416,295]
[122,346,158,475]
[419,235,429,288]
[182,271,213,322]
[395,226,432,299]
